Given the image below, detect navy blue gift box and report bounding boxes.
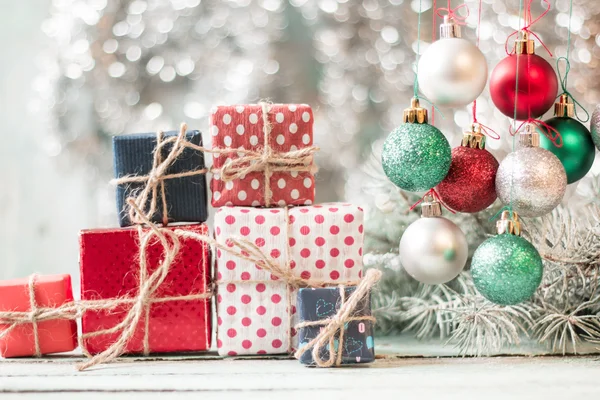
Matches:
[297,287,375,365]
[113,130,208,227]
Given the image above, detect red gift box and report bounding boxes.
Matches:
[210,104,316,207]
[80,224,212,355]
[0,274,77,357]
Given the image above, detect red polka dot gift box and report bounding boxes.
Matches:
[214,203,364,356]
[210,104,316,207]
[79,224,212,355]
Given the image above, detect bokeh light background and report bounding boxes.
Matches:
[1,0,599,284]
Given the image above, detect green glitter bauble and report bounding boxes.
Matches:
[471,234,544,305]
[539,117,595,184]
[381,123,451,192]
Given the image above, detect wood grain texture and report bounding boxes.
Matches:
[2,336,600,399]
[2,355,600,399]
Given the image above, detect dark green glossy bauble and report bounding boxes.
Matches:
[539,117,595,184]
[471,234,543,305]
[381,123,451,192]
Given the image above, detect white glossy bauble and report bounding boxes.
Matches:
[417,38,488,107]
[399,217,468,284]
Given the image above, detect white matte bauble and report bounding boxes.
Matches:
[399,217,468,284]
[417,37,488,107]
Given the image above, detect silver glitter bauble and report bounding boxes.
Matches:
[417,38,487,108]
[496,147,567,217]
[399,217,468,284]
[591,105,600,151]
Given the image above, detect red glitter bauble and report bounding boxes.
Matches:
[437,146,499,213]
[489,54,558,120]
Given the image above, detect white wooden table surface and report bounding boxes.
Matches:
[2,336,600,399]
[2,355,600,399]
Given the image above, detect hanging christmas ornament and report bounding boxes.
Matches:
[382,98,451,192]
[437,124,499,213]
[471,211,544,305]
[591,105,600,151]
[417,15,487,108]
[539,94,595,184]
[399,194,468,284]
[496,124,566,217]
[489,31,558,120]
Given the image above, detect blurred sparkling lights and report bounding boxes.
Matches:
[36,0,600,198]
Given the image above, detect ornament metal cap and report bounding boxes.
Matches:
[554,93,575,118]
[514,30,535,55]
[461,123,486,149]
[420,194,443,218]
[519,123,540,147]
[403,97,428,124]
[440,15,461,39]
[496,210,522,236]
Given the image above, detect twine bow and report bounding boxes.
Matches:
[217,102,319,206]
[293,269,381,367]
[75,199,213,371]
[0,219,212,371]
[556,57,590,123]
[111,128,209,226]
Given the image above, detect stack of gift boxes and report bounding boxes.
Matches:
[0,104,376,366]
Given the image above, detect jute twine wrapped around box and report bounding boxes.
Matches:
[112,102,319,222]
[0,209,379,370]
[177,207,373,355]
[0,201,213,370]
[293,269,381,367]
[0,114,379,370]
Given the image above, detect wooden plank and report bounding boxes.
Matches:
[2,356,600,398]
[2,335,600,399]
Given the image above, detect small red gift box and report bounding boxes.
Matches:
[210,104,316,207]
[80,224,212,355]
[0,274,77,357]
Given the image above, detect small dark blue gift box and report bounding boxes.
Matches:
[113,130,208,227]
[296,286,375,365]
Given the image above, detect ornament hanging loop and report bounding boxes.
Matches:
[555,57,590,122]
[409,188,456,215]
[519,123,540,147]
[511,120,563,148]
[504,0,553,56]
[436,2,470,35]
[514,30,535,55]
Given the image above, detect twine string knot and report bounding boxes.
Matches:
[293,269,382,367]
[505,0,552,56]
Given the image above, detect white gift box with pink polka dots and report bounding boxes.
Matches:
[214,203,364,356]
